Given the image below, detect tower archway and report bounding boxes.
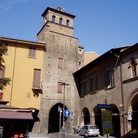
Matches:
[48,103,67,133]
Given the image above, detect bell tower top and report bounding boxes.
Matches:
[38,7,76,37]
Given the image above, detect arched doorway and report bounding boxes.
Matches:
[48,103,67,133]
[82,107,90,125]
[111,104,120,137]
[93,106,102,135]
[131,94,138,129]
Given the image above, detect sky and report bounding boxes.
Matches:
[0,0,138,55]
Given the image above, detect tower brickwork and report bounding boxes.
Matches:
[34,7,84,134]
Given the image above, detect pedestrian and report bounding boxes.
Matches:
[24,130,29,138]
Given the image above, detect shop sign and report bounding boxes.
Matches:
[101,110,113,134]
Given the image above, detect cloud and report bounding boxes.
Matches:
[0,0,30,11]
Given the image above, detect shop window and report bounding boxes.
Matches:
[129,58,137,78]
[66,20,70,26]
[59,18,63,24]
[90,77,97,93]
[33,69,41,88]
[52,15,56,22]
[29,46,36,58]
[57,82,62,93]
[105,70,115,89]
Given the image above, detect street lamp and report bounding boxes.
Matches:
[61,82,69,138]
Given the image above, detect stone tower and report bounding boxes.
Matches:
[36,7,84,134]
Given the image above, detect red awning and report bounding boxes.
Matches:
[0,112,33,120]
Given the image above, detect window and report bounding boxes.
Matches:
[29,46,36,57]
[105,70,115,88]
[57,82,62,93]
[0,66,5,79]
[0,93,3,100]
[66,20,69,26]
[129,58,137,78]
[90,77,97,93]
[58,58,63,68]
[59,18,63,24]
[33,69,41,88]
[52,15,56,22]
[81,82,86,96]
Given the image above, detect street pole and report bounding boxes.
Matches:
[61,82,69,138]
[58,106,62,138]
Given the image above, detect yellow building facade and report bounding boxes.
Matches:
[0,37,45,110]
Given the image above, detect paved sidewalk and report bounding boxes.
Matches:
[29,132,117,138]
[29,132,49,138]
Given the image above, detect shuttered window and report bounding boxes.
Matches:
[58,58,63,68]
[0,93,3,100]
[29,46,36,57]
[33,69,41,88]
[0,66,5,79]
[81,82,86,96]
[57,82,62,93]
[90,77,97,93]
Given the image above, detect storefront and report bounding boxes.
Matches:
[0,101,33,138]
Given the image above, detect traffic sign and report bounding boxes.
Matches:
[63,110,71,117]
[97,104,111,109]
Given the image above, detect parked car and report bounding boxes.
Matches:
[121,128,138,138]
[79,125,100,137]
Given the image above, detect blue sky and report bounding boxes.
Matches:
[0,0,138,55]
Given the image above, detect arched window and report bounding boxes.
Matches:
[59,18,63,24]
[129,58,137,77]
[66,20,69,26]
[52,15,56,22]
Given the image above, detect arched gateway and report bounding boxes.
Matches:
[48,103,67,133]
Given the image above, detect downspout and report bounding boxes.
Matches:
[110,51,125,135]
[119,58,125,135]
[10,42,17,105]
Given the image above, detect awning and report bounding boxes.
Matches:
[0,112,33,120]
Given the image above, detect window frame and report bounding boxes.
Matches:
[0,66,5,79]
[90,76,98,93]
[33,69,41,88]
[52,15,56,22]
[66,20,70,26]
[59,18,63,24]
[81,81,86,96]
[28,46,36,58]
[129,58,137,78]
[58,58,63,69]
[57,82,62,93]
[105,70,115,89]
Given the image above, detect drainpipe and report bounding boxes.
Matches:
[110,51,125,135]
[10,43,17,105]
[119,58,125,135]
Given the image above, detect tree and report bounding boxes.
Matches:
[0,38,11,90]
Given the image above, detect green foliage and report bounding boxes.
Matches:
[0,39,11,90]
[0,78,11,91]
